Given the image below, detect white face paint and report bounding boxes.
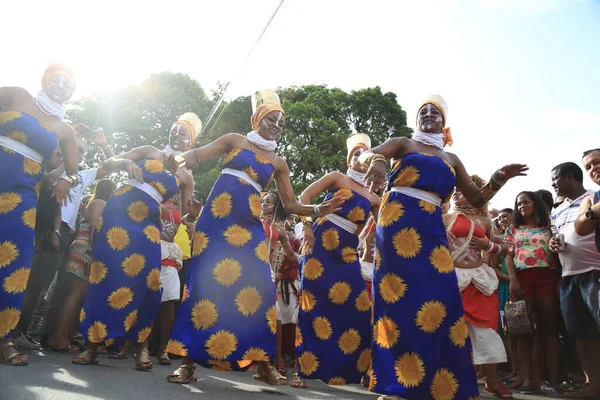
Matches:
[261,120,269,129]
[419,104,444,131]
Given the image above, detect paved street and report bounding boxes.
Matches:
[1,350,549,400]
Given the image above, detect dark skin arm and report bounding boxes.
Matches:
[84,199,107,245]
[101,145,159,182]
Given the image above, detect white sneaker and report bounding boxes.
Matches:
[13,333,41,350]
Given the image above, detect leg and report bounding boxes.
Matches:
[537,295,561,388]
[72,341,98,365]
[275,320,285,374]
[12,273,42,350]
[157,300,176,365]
[167,357,197,384]
[254,361,288,386]
[48,277,87,350]
[135,339,153,371]
[483,363,513,399]
[0,338,27,366]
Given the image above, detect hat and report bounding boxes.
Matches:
[417,94,453,146]
[251,89,281,113]
[346,133,371,166]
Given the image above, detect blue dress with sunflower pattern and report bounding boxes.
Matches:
[80,159,179,345]
[371,153,479,399]
[296,188,372,385]
[0,111,58,340]
[169,148,276,370]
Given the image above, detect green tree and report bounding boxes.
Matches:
[68,76,411,199]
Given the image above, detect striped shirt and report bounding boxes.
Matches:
[551,190,600,277]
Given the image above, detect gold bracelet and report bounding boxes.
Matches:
[300,215,313,225]
[369,154,386,165]
[174,155,186,170]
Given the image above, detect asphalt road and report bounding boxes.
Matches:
[0,350,549,400]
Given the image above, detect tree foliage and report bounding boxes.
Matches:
[68,74,411,199]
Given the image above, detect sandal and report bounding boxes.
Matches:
[485,380,513,399]
[167,365,197,384]
[158,352,172,366]
[108,348,129,359]
[48,342,79,354]
[253,364,288,386]
[361,374,370,388]
[135,348,153,371]
[72,349,98,365]
[0,342,28,366]
[541,383,563,397]
[377,396,403,400]
[276,359,286,375]
[290,373,307,388]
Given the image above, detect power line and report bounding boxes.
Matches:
[200,0,287,139]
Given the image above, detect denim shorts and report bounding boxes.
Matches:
[559,270,600,340]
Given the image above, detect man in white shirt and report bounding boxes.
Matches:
[549,161,600,399]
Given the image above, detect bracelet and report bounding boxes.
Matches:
[300,215,313,225]
[369,154,386,165]
[60,173,80,188]
[485,241,494,252]
[174,155,186,170]
[492,243,502,254]
[183,213,199,224]
[313,205,323,218]
[489,171,506,191]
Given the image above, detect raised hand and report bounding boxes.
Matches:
[164,153,179,174]
[93,128,108,146]
[316,196,345,217]
[301,225,315,255]
[125,162,144,183]
[187,196,203,219]
[52,178,71,206]
[363,161,387,193]
[497,164,528,182]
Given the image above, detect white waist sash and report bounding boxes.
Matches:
[127,180,163,204]
[222,168,263,193]
[390,186,442,207]
[0,135,43,163]
[325,213,357,234]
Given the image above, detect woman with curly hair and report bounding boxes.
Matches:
[504,191,561,395]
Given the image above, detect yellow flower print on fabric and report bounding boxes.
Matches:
[205,330,238,360]
[191,299,219,330]
[393,165,420,187]
[107,287,134,310]
[0,241,19,268]
[235,286,263,316]
[430,368,459,400]
[211,192,232,218]
[430,246,454,274]
[212,258,242,287]
[0,307,20,337]
[303,258,323,280]
[321,228,339,251]
[3,267,29,294]
[415,300,447,333]
[122,253,145,277]
[338,329,361,355]
[395,352,425,388]
[328,281,351,304]
[379,273,407,304]
[106,227,130,250]
[298,351,319,376]
[393,228,422,258]
[0,192,22,214]
[224,225,252,247]
[313,316,333,340]
[374,316,400,349]
[192,231,209,256]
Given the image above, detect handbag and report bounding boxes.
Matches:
[503,299,536,337]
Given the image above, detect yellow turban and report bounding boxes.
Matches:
[251,103,285,132]
[251,89,281,113]
[346,133,371,166]
[42,64,76,89]
[174,112,202,146]
[417,94,453,147]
